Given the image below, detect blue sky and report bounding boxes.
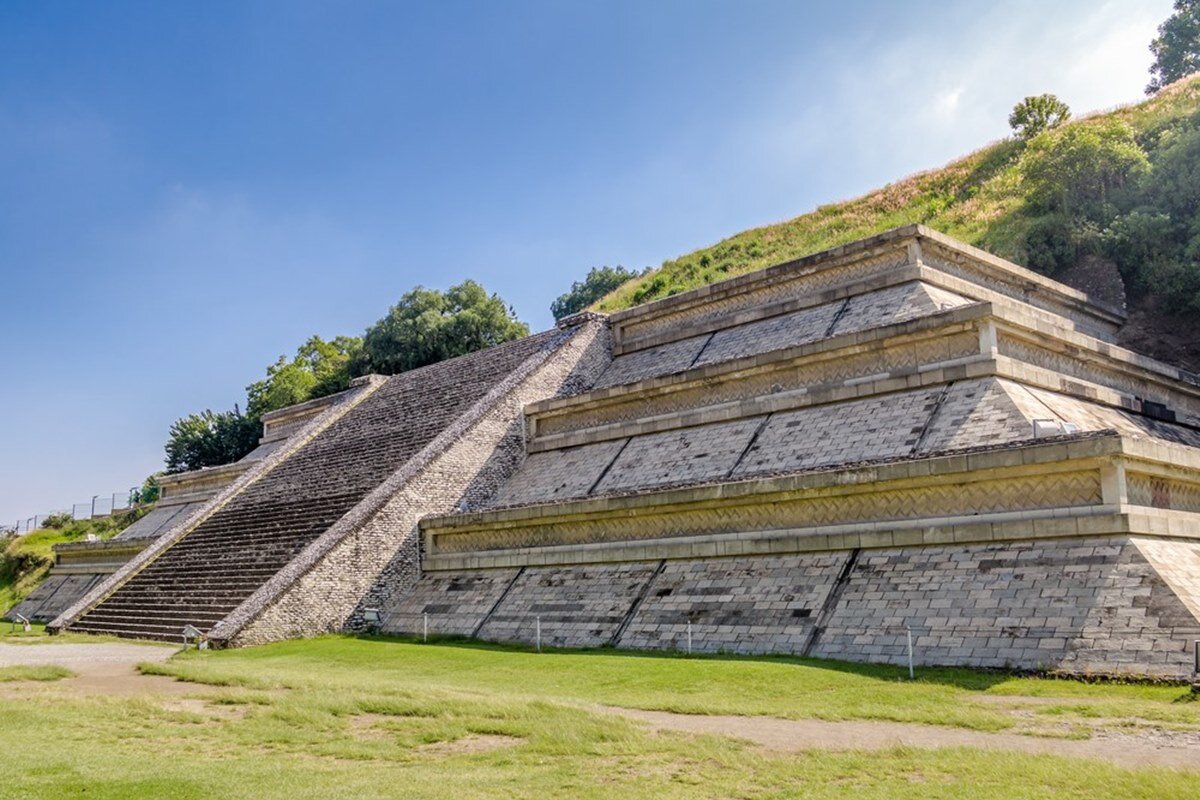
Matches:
[0,0,1172,525]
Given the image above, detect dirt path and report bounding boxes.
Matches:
[609,707,1200,771]
[0,642,191,695]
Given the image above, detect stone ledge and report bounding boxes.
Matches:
[430,434,1129,534]
[606,226,1124,353]
[439,431,1123,532]
[423,508,1200,571]
[610,263,929,356]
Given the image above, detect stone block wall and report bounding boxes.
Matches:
[381,568,520,637]
[617,554,848,654]
[386,534,1200,678]
[477,563,660,648]
[811,537,1200,676]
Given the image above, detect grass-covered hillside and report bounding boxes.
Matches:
[597,77,1200,371]
[0,512,142,615]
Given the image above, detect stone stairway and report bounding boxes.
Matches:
[69,494,357,639]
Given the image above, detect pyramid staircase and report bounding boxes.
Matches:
[56,323,604,643]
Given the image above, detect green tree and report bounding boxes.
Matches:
[359,280,529,375]
[164,408,260,473]
[550,265,641,320]
[1148,0,1200,94]
[1008,94,1071,140]
[246,335,361,418]
[1021,120,1150,222]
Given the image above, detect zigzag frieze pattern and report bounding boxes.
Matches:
[618,248,910,347]
[1127,473,1200,513]
[434,470,1103,554]
[534,330,981,439]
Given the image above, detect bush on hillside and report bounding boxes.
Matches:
[246,335,362,419]
[1021,121,1151,223]
[164,408,261,473]
[1100,210,1181,296]
[358,280,529,376]
[40,512,73,530]
[1022,214,1079,275]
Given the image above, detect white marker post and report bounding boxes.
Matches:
[423,612,428,643]
[536,616,542,653]
[906,624,915,680]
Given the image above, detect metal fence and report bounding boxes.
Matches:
[10,488,142,535]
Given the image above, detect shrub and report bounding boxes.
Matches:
[40,512,73,530]
[1021,121,1150,223]
[1101,210,1182,295]
[1022,214,1078,275]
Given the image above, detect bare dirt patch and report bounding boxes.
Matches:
[0,642,192,696]
[607,707,1200,771]
[416,734,522,756]
[160,697,247,720]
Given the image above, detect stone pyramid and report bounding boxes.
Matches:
[53,225,1200,677]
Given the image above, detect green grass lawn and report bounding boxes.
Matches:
[0,664,73,682]
[0,635,1197,799]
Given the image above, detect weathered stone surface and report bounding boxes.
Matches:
[6,575,105,623]
[616,554,848,654]
[475,563,661,648]
[380,568,520,637]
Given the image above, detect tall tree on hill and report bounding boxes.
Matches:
[164,408,260,473]
[1148,0,1200,93]
[358,280,529,375]
[245,335,363,419]
[1008,94,1071,139]
[551,265,642,320]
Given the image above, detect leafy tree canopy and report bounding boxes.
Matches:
[1148,0,1200,93]
[1008,94,1071,139]
[246,335,362,419]
[359,280,529,375]
[164,408,260,473]
[550,265,642,320]
[163,281,529,473]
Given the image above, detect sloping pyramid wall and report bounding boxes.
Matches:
[382,226,1200,678]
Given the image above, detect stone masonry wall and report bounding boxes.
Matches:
[220,319,612,646]
[477,562,661,648]
[388,534,1200,678]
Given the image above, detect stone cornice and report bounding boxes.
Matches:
[605,226,1125,354]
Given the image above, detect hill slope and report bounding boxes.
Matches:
[597,77,1200,371]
